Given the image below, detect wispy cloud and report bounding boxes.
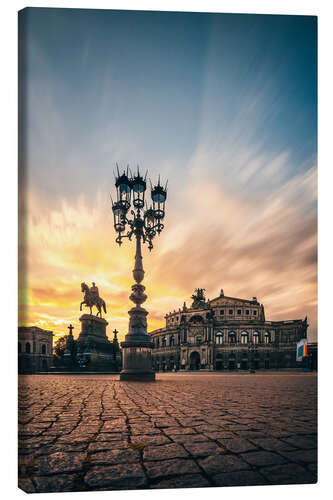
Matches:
[19,10,317,342]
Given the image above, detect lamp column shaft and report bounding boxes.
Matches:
[120,228,155,381]
[133,232,144,284]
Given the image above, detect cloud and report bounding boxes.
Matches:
[19,17,317,343]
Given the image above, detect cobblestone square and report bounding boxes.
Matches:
[18,373,317,493]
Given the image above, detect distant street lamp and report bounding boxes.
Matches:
[111,166,167,381]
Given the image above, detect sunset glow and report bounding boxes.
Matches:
[19,10,317,343]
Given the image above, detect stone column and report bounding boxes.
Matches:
[120,233,155,381]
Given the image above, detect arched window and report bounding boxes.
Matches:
[264,332,270,344]
[215,332,223,345]
[189,315,204,324]
[253,332,259,345]
[41,344,46,355]
[162,336,166,348]
[170,335,175,346]
[229,332,236,344]
[25,342,31,353]
[18,342,22,353]
[241,332,248,344]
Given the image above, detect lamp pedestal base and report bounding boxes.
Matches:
[120,341,155,382]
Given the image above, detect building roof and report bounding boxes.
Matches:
[18,326,53,336]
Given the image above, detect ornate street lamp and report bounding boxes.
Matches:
[111,165,167,381]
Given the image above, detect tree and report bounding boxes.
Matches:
[53,335,68,359]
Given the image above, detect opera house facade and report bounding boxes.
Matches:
[149,289,314,371]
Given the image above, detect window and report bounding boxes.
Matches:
[170,335,175,346]
[253,310,257,316]
[220,310,225,315]
[229,332,236,344]
[162,336,166,347]
[237,309,241,315]
[42,344,46,355]
[246,310,249,315]
[253,332,259,344]
[156,338,160,348]
[264,332,270,344]
[25,342,31,353]
[229,309,233,315]
[215,332,223,345]
[241,332,248,344]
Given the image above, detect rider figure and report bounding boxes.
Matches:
[90,282,99,301]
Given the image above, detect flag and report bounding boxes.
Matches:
[296,339,307,362]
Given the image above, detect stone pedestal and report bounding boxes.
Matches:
[78,314,108,343]
[119,235,155,381]
[76,315,120,371]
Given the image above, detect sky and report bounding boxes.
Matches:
[18,8,317,343]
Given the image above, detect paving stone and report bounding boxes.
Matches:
[18,373,317,492]
[218,438,258,453]
[241,450,287,467]
[88,440,128,453]
[278,448,317,464]
[84,463,147,489]
[213,470,269,486]
[33,474,78,493]
[89,448,140,465]
[36,452,86,475]
[260,464,317,484]
[164,427,197,435]
[249,438,297,452]
[170,433,209,444]
[132,434,171,446]
[183,441,224,457]
[150,473,212,488]
[95,433,129,442]
[282,435,317,450]
[143,443,189,461]
[198,454,251,475]
[145,458,201,478]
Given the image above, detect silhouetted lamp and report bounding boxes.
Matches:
[132,170,146,208]
[111,165,168,381]
[112,201,125,234]
[151,179,167,233]
[115,171,131,211]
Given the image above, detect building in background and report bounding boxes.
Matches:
[150,289,313,371]
[18,326,53,373]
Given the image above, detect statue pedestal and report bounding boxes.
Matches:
[76,315,120,371]
[78,314,108,344]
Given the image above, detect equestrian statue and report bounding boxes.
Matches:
[80,282,107,318]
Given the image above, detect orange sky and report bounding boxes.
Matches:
[18,164,317,344]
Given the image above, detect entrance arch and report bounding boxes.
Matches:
[189,351,200,370]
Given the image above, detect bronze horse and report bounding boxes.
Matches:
[80,282,107,317]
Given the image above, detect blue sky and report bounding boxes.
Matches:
[19,8,317,340]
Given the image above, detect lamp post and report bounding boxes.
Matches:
[111,166,167,381]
